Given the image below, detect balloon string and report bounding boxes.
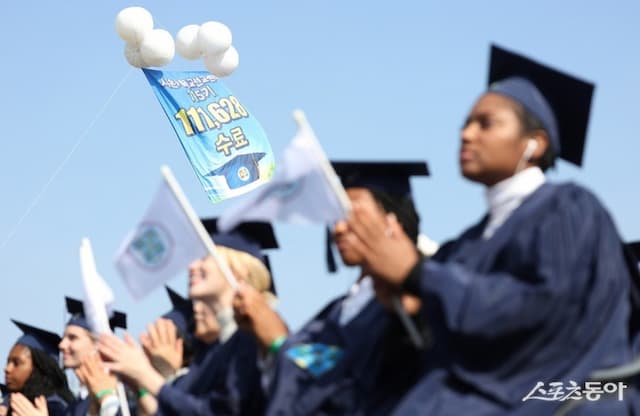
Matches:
[0,68,134,253]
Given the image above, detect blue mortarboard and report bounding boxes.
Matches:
[331,160,429,199]
[11,320,61,360]
[163,285,194,338]
[205,152,266,190]
[65,297,127,332]
[201,218,279,294]
[487,44,595,166]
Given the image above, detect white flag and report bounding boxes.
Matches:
[115,179,207,300]
[218,111,349,232]
[80,238,114,335]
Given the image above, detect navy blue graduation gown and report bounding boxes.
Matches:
[155,329,264,416]
[266,290,423,416]
[391,183,635,415]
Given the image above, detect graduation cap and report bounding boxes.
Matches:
[331,161,429,199]
[65,297,127,332]
[163,285,194,339]
[205,152,266,190]
[487,44,595,166]
[326,160,429,271]
[11,320,61,360]
[201,218,279,294]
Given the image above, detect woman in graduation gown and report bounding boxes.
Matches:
[346,44,637,415]
[234,161,431,415]
[4,320,73,416]
[98,220,277,416]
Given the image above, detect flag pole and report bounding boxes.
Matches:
[160,165,238,290]
[291,110,425,349]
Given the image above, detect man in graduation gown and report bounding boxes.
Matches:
[59,298,127,416]
[234,161,431,415]
[346,45,637,415]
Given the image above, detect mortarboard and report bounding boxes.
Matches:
[11,320,61,360]
[327,160,429,271]
[205,152,266,190]
[163,285,194,339]
[201,218,279,293]
[65,297,127,332]
[487,44,595,166]
[331,161,429,199]
[626,241,640,263]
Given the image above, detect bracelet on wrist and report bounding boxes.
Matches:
[95,388,116,400]
[138,388,149,399]
[269,335,287,354]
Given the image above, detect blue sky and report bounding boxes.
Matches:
[1,1,639,360]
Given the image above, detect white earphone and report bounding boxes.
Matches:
[523,139,538,162]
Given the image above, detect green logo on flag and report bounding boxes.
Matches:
[130,224,172,268]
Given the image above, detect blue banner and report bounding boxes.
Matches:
[143,69,275,203]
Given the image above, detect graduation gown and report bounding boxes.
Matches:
[392,182,634,415]
[266,283,424,416]
[155,329,264,416]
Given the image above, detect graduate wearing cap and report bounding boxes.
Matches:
[4,320,73,416]
[244,161,430,415]
[345,45,636,415]
[59,297,128,416]
[98,219,278,416]
[129,286,197,416]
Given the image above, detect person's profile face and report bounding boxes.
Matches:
[59,325,95,369]
[460,93,528,186]
[192,300,219,343]
[188,255,228,300]
[4,344,33,392]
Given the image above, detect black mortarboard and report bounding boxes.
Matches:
[331,161,429,199]
[201,218,279,293]
[65,297,127,332]
[626,241,640,266]
[11,320,61,360]
[205,152,266,190]
[327,160,428,272]
[163,285,194,339]
[487,44,595,166]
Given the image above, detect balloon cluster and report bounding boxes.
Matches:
[115,7,239,77]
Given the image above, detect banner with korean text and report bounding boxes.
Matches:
[144,69,275,203]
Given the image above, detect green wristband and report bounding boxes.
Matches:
[269,335,287,354]
[95,388,116,400]
[138,388,149,398]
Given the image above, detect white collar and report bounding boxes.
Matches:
[482,167,546,239]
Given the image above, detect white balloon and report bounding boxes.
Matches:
[115,7,154,46]
[204,45,239,77]
[124,43,147,68]
[140,29,175,67]
[197,21,232,57]
[176,24,202,60]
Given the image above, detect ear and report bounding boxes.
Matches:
[527,131,550,161]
